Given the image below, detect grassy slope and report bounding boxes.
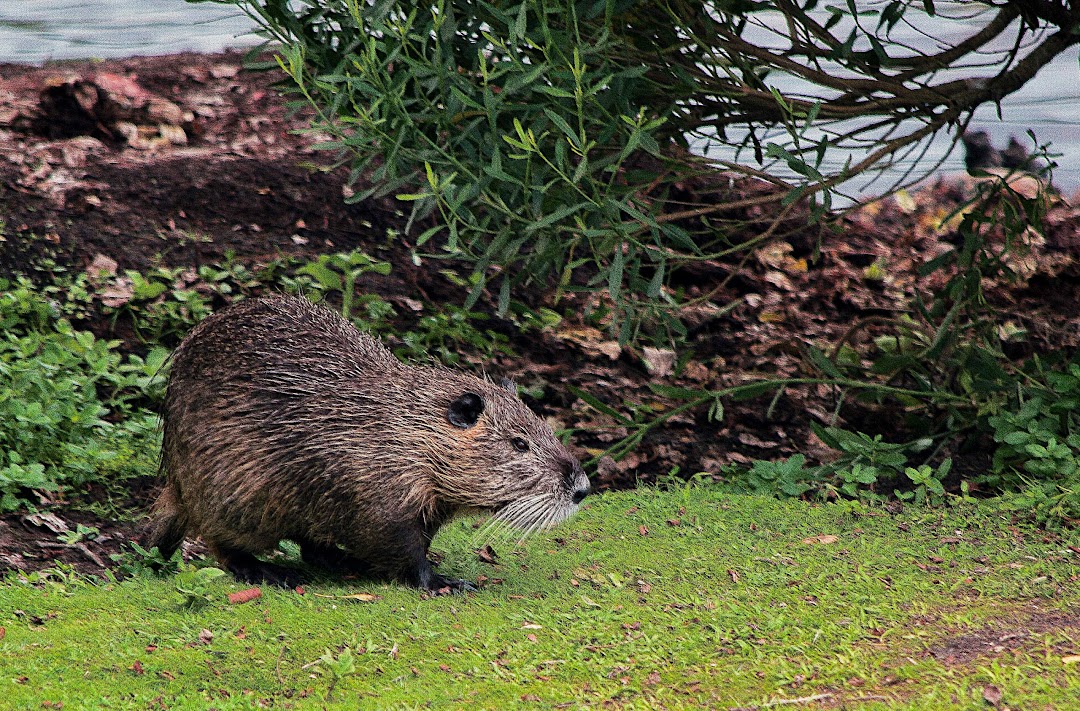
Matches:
[1,489,1078,709]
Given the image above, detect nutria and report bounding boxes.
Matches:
[144,294,589,592]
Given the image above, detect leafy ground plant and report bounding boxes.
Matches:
[0,278,163,512]
[1,489,1077,708]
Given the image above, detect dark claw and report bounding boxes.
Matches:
[426,575,478,596]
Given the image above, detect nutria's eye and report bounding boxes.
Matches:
[511,437,529,452]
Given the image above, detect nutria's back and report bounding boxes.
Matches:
[146,294,589,591]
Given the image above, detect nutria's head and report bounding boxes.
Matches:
[428,375,589,534]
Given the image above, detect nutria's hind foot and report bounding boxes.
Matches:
[217,547,303,589]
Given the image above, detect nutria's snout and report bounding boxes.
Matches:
[567,461,590,504]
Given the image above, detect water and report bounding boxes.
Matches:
[690,7,1080,198]
[0,1,1076,196]
[0,1,259,63]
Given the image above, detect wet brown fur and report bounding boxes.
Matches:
[145,294,587,591]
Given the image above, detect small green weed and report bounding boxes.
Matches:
[898,460,951,505]
[111,542,182,579]
[291,250,392,323]
[395,305,513,365]
[731,454,817,498]
[982,358,1080,525]
[317,647,359,701]
[57,524,101,545]
[174,566,227,609]
[99,266,215,344]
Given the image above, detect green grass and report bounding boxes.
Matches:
[2,489,1078,709]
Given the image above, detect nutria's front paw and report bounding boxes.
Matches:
[425,575,478,596]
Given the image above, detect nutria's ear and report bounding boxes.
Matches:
[448,392,484,428]
[500,377,517,396]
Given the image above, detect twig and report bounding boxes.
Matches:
[729,693,833,711]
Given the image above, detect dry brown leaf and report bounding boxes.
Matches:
[893,189,917,213]
[763,270,796,291]
[227,588,262,605]
[558,327,622,360]
[642,347,676,378]
[308,587,380,596]
[801,535,839,545]
[737,432,779,449]
[100,276,134,307]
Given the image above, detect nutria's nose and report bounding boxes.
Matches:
[565,460,590,503]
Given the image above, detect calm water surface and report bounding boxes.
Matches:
[1,1,1077,195]
[0,0,258,63]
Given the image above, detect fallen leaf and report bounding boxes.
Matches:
[737,432,779,448]
[639,525,649,537]
[308,587,380,596]
[558,327,622,360]
[982,684,1002,707]
[198,629,213,645]
[521,623,543,630]
[642,347,676,378]
[100,276,135,307]
[894,189,917,214]
[22,512,69,534]
[1062,654,1080,664]
[763,270,796,291]
[88,253,118,281]
[228,588,262,605]
[477,545,499,564]
[130,661,144,675]
[802,535,839,545]
[210,64,240,79]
